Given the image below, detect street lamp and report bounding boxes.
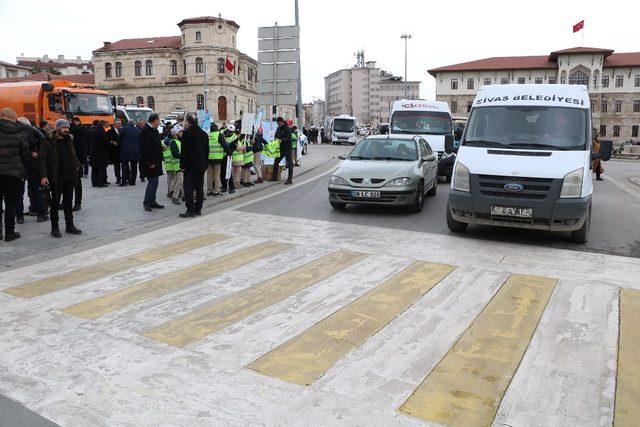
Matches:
[400,34,412,99]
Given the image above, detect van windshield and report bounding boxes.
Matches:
[125,108,153,123]
[464,106,588,151]
[333,119,355,132]
[391,111,452,135]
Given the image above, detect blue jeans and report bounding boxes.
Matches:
[144,176,159,205]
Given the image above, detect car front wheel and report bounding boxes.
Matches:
[409,181,425,213]
[570,206,591,243]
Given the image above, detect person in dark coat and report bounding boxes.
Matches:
[272,116,294,184]
[139,113,164,211]
[90,121,109,187]
[39,119,83,238]
[16,117,45,222]
[0,108,30,242]
[106,119,123,184]
[70,117,88,210]
[119,120,141,186]
[179,114,209,218]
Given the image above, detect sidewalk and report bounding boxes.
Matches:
[0,144,350,270]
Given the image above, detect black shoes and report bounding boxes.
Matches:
[119,183,128,187]
[284,180,293,185]
[37,215,49,222]
[179,211,196,218]
[195,211,202,216]
[228,189,236,194]
[66,226,82,235]
[5,232,20,242]
[16,215,25,224]
[143,204,152,212]
[213,192,222,197]
[150,202,165,209]
[51,228,62,238]
[73,204,81,211]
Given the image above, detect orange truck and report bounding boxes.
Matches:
[0,79,114,126]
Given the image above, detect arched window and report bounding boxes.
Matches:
[195,57,204,74]
[170,60,177,76]
[196,94,205,110]
[569,70,589,86]
[105,62,112,78]
[147,96,155,110]
[217,58,225,73]
[195,31,202,42]
[136,96,144,106]
[218,96,227,121]
[115,62,122,77]
[145,60,153,76]
[116,96,124,106]
[134,60,142,76]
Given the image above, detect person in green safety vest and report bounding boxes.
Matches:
[253,128,266,184]
[291,125,300,167]
[163,125,184,205]
[241,133,254,187]
[228,125,243,190]
[206,123,226,196]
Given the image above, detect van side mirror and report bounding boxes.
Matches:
[594,139,613,161]
[444,134,454,154]
[423,154,436,162]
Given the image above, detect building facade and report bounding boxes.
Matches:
[0,61,30,79]
[16,55,93,75]
[325,60,420,126]
[428,47,640,142]
[311,99,326,127]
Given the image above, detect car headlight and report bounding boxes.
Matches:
[385,177,412,187]
[560,168,583,198]
[453,162,470,192]
[329,175,349,186]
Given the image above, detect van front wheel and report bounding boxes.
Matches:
[446,202,468,233]
[571,207,591,244]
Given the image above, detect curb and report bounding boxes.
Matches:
[630,177,640,188]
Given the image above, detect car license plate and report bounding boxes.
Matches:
[351,190,381,199]
[491,206,533,218]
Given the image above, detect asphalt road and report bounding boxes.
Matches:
[240,159,640,258]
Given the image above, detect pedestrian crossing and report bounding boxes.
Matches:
[0,229,638,426]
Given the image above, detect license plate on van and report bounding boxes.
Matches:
[491,206,533,218]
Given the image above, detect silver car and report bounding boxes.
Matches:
[328,135,438,213]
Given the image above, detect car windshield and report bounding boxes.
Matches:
[348,138,417,161]
[333,119,355,132]
[65,93,113,115]
[464,106,588,150]
[125,109,153,123]
[391,111,452,135]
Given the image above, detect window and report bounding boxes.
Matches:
[183,60,187,74]
[145,60,153,76]
[467,79,474,90]
[182,34,185,44]
[601,100,608,113]
[515,77,525,84]
[548,76,557,84]
[104,62,112,78]
[136,96,144,106]
[195,31,201,42]
[535,77,543,84]
[634,100,640,113]
[569,71,588,85]
[196,94,205,110]
[217,58,225,73]
[635,75,640,87]
[170,60,177,75]
[500,77,509,84]
[450,79,458,90]
[115,62,122,77]
[632,125,639,138]
[601,75,609,87]
[615,100,622,113]
[615,75,624,87]
[451,101,457,113]
[560,76,566,84]
[116,96,124,106]
[467,101,472,113]
[592,75,598,88]
[600,125,606,137]
[590,101,594,111]
[134,60,142,76]
[484,78,491,86]
[613,125,620,137]
[147,96,155,110]
[195,57,204,74]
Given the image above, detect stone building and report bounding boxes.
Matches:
[16,55,93,75]
[428,47,640,143]
[0,61,30,79]
[92,16,294,123]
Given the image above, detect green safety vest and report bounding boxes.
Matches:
[263,139,280,158]
[231,135,244,163]
[291,132,298,149]
[208,131,224,160]
[162,139,181,172]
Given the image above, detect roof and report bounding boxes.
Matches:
[0,60,30,70]
[0,72,95,85]
[94,36,182,52]
[549,47,614,60]
[603,52,640,68]
[17,59,93,69]
[177,16,239,29]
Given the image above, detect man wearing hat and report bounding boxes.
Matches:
[39,118,83,238]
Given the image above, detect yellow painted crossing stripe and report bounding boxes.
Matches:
[247,261,454,386]
[398,273,556,426]
[614,288,640,425]
[4,233,230,298]
[63,241,291,320]
[142,249,368,348]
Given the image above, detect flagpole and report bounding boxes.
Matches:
[582,21,584,47]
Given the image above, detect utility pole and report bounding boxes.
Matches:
[295,0,303,127]
[401,34,411,99]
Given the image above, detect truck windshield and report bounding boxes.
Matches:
[333,119,355,132]
[65,93,113,115]
[125,109,153,123]
[464,106,588,151]
[391,111,452,135]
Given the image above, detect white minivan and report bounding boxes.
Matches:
[446,84,611,243]
[331,115,358,145]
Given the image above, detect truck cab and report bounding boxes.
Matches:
[446,84,612,243]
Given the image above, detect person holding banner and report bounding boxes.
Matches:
[241,135,254,187]
[273,117,293,185]
[207,124,225,196]
[253,129,266,184]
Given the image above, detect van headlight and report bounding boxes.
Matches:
[453,162,470,192]
[330,175,349,186]
[560,168,583,198]
[385,177,412,187]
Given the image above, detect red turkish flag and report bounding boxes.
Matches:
[225,56,235,72]
[573,20,584,33]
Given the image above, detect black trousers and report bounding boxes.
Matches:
[91,164,106,187]
[50,179,75,229]
[74,171,82,205]
[184,171,205,214]
[273,150,294,181]
[0,175,20,234]
[121,161,138,185]
[220,157,234,192]
[111,161,121,182]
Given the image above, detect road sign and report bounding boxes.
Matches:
[257,81,297,95]
[257,63,299,81]
[257,50,300,64]
[257,24,300,108]
[258,25,299,39]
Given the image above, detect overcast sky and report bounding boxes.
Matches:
[1,0,638,102]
